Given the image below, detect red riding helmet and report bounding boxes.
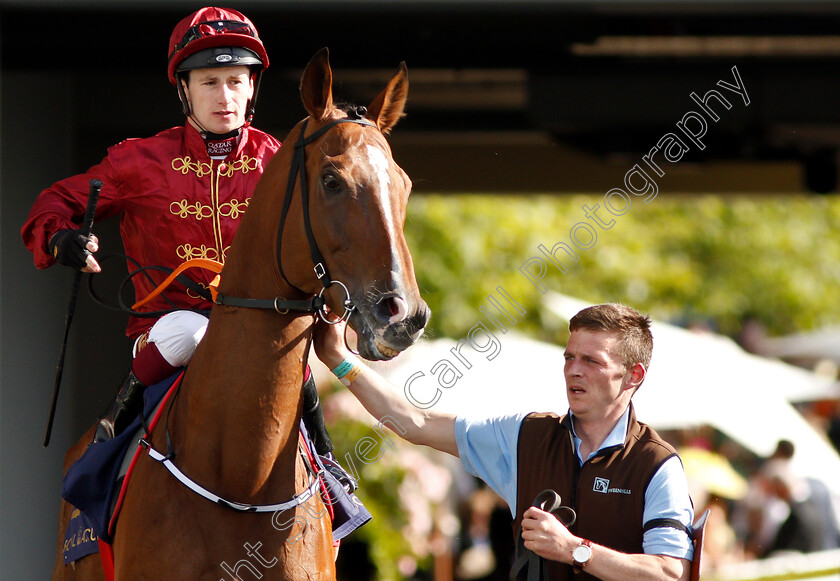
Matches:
[168,6,269,84]
[167,7,270,122]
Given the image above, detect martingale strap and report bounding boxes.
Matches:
[141,438,322,513]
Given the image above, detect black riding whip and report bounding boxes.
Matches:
[43,178,102,447]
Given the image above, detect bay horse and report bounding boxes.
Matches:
[52,48,429,580]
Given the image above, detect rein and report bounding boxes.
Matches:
[103,114,376,323]
[128,115,378,514]
[130,258,326,315]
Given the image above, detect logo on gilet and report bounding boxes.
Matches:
[593,476,632,495]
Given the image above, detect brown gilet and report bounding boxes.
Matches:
[514,404,677,580]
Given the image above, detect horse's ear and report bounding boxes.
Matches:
[300,47,334,122]
[366,62,408,135]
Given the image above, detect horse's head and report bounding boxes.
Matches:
[273,48,429,361]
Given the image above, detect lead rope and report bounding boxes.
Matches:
[510,490,577,581]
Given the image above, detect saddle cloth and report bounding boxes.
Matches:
[62,372,181,545]
[62,508,100,565]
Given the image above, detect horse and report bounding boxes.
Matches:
[52,47,429,580]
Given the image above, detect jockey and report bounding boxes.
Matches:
[21,7,334,455]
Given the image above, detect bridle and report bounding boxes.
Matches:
[212,112,377,325]
[278,112,377,322]
[96,113,379,338]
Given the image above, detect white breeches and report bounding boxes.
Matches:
[135,310,209,367]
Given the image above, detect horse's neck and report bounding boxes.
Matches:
[170,138,316,500]
[173,308,312,501]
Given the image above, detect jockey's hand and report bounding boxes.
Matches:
[313,312,353,371]
[48,229,101,273]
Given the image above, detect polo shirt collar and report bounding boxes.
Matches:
[568,404,632,464]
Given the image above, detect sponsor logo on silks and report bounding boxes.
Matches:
[593,477,631,495]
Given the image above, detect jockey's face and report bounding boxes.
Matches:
[182,65,254,135]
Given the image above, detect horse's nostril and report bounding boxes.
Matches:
[386,296,408,324]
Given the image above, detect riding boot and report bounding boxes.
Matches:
[302,371,334,456]
[94,372,147,443]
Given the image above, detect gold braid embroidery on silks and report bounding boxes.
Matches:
[171,156,212,177]
[170,200,215,220]
[169,154,257,298]
[171,155,259,176]
[219,199,249,219]
[176,244,221,261]
[218,155,260,176]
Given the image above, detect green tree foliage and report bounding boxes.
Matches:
[329,418,414,581]
[404,194,840,341]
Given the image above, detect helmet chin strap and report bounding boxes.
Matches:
[187,114,243,142]
[187,114,210,138]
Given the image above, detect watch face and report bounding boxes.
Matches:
[573,544,592,563]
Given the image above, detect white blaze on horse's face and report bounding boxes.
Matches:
[365,144,393,235]
[331,130,420,360]
[363,143,409,325]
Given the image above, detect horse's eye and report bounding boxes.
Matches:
[322,173,342,192]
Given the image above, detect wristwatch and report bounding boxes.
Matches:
[572,539,593,570]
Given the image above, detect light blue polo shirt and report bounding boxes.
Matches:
[454,406,694,560]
